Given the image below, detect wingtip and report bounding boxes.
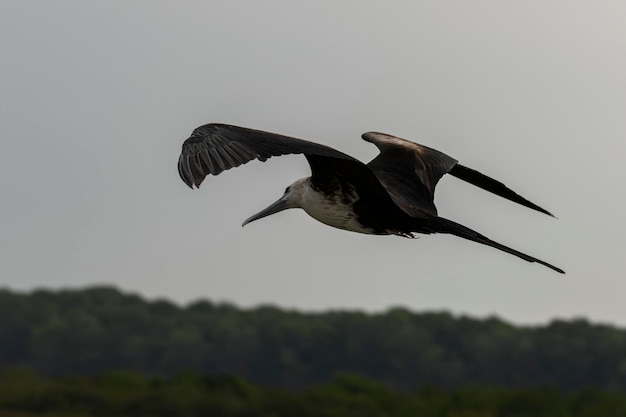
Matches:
[537,206,557,219]
[542,261,565,274]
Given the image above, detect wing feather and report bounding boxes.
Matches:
[363,132,457,217]
[362,132,554,218]
[178,123,358,188]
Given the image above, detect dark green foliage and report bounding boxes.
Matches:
[1,370,626,417]
[1,286,626,391]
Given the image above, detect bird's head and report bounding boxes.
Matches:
[242,178,308,227]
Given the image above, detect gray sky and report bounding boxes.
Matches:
[1,1,625,325]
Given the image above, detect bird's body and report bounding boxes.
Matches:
[178,123,563,273]
[286,177,409,235]
[299,178,375,234]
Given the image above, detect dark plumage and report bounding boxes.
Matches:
[178,123,563,273]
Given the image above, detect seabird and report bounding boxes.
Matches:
[178,123,563,273]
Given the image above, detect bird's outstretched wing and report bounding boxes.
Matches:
[447,164,554,217]
[178,123,357,188]
[362,132,554,217]
[363,132,458,217]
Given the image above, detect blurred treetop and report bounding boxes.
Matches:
[1,286,625,391]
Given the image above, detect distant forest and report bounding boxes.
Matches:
[1,286,625,391]
[3,370,626,417]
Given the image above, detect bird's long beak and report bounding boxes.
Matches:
[242,197,291,227]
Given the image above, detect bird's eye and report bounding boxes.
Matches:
[284,187,290,194]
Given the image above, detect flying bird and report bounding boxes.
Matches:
[178,123,563,273]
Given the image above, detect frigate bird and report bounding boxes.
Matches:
[178,123,563,273]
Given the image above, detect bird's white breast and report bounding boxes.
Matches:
[300,182,376,234]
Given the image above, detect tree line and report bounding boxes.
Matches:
[1,368,625,417]
[0,286,625,391]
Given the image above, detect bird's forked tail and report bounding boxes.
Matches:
[415,216,564,274]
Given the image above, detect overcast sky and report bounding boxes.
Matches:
[1,1,625,325]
